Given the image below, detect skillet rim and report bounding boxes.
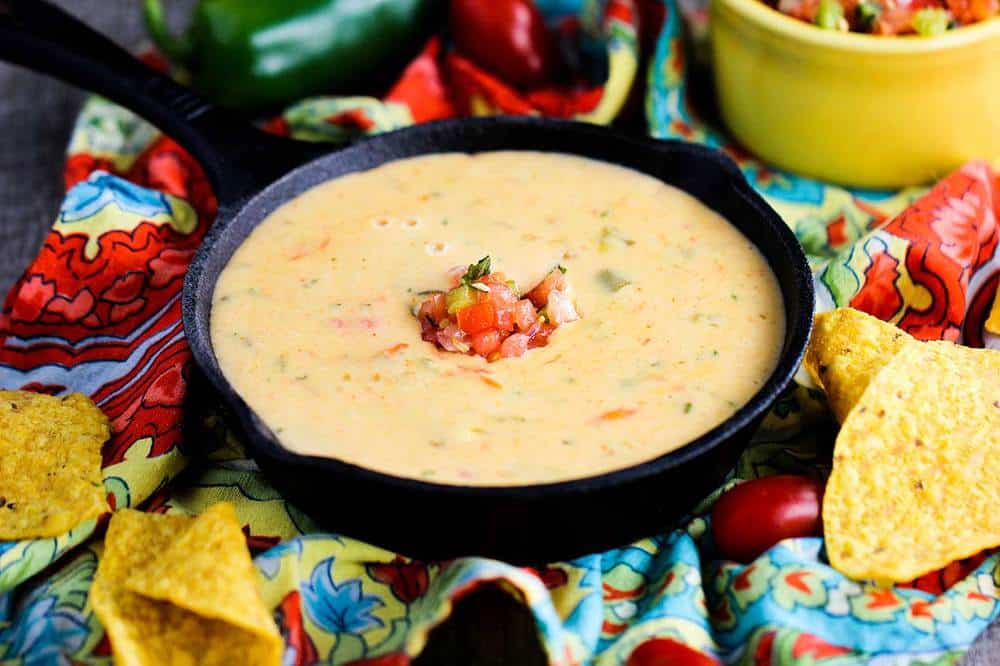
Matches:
[182,116,814,502]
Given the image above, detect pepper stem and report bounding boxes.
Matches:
[142,0,194,65]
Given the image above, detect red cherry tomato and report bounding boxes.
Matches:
[449,0,557,88]
[626,638,721,666]
[711,475,824,563]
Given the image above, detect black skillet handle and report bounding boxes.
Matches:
[0,0,325,207]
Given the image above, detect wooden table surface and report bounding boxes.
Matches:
[1,2,997,663]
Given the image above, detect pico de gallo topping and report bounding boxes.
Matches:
[770,0,997,34]
[415,256,579,360]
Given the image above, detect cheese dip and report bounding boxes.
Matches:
[211,152,784,485]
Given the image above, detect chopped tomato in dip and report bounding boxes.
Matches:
[416,257,578,360]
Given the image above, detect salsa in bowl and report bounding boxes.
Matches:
[710,0,1000,187]
[769,0,998,35]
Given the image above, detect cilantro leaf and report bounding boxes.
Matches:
[461,256,491,285]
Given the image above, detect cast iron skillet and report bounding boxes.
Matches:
[0,0,813,562]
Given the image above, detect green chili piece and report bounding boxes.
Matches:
[597,269,631,292]
[460,256,492,284]
[446,285,477,314]
[912,8,951,36]
[598,226,636,251]
[855,1,881,30]
[815,0,846,30]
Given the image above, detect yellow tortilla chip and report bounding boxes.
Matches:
[804,308,911,423]
[986,286,1000,336]
[91,504,282,666]
[823,340,1000,583]
[0,391,109,539]
[125,503,279,641]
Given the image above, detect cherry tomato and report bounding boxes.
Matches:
[449,0,557,88]
[711,475,824,563]
[626,638,721,666]
[470,329,502,356]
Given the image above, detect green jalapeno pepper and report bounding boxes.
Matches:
[143,0,440,112]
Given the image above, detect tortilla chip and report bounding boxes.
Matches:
[91,504,282,666]
[0,391,109,539]
[986,286,1000,336]
[804,308,911,423]
[823,340,1000,583]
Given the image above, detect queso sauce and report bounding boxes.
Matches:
[211,152,785,485]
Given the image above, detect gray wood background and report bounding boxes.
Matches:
[0,2,996,663]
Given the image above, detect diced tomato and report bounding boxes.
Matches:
[874,5,916,33]
[527,322,556,349]
[947,0,997,22]
[778,0,820,20]
[471,330,503,356]
[456,301,497,334]
[514,299,537,330]
[418,293,448,325]
[481,275,517,332]
[382,343,409,356]
[499,333,530,358]
[527,268,566,308]
[484,277,517,307]
[495,305,515,332]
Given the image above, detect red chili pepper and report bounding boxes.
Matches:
[711,475,825,563]
[449,0,557,88]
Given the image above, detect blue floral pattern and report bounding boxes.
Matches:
[0,578,90,666]
[303,558,385,634]
[60,171,178,223]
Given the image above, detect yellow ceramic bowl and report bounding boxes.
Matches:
[709,0,1000,188]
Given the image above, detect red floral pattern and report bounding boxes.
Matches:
[886,162,999,341]
[367,557,432,605]
[626,638,720,666]
[275,591,320,666]
[849,248,905,321]
[1,131,216,479]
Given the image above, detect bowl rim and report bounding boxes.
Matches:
[183,117,815,502]
[713,0,1000,54]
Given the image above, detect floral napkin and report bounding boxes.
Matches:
[1,0,998,664]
